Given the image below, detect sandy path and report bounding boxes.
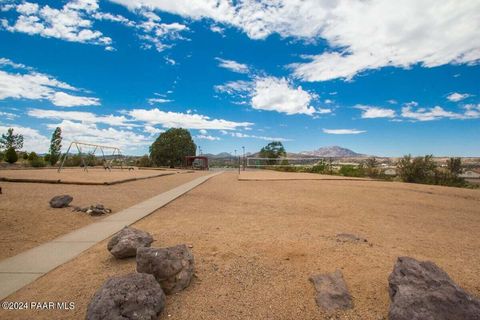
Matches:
[1,172,479,320]
[0,171,208,260]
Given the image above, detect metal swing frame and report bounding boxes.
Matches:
[57,141,126,173]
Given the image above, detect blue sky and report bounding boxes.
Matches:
[0,0,479,156]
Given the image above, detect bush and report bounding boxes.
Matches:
[397,155,436,183]
[339,165,365,177]
[4,147,18,164]
[30,157,46,168]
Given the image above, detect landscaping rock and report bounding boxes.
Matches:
[137,244,195,295]
[86,272,166,320]
[388,256,480,320]
[309,270,353,311]
[49,195,73,208]
[336,233,367,243]
[107,226,154,259]
[72,204,111,215]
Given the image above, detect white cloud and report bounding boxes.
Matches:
[195,134,220,141]
[223,131,291,142]
[214,80,252,96]
[0,111,19,120]
[198,129,208,135]
[251,77,317,115]
[148,97,172,104]
[355,105,396,119]
[317,108,332,114]
[143,125,164,135]
[215,58,249,74]
[0,124,49,152]
[323,128,366,135]
[52,92,100,107]
[446,92,471,102]
[1,1,112,47]
[401,104,480,121]
[0,59,100,107]
[128,108,253,130]
[110,1,480,81]
[47,120,151,152]
[28,109,130,126]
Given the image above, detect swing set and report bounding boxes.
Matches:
[57,141,127,173]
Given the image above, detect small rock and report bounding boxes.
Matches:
[336,233,367,243]
[107,226,154,259]
[137,244,195,295]
[309,270,353,311]
[86,272,166,320]
[49,195,73,208]
[388,256,480,320]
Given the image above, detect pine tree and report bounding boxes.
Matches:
[48,127,62,166]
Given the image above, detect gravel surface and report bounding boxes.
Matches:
[0,170,208,260]
[1,172,479,320]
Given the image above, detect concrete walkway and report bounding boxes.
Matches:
[0,171,222,300]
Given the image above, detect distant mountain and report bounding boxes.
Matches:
[300,146,366,158]
[203,152,233,159]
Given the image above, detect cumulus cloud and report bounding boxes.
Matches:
[355,105,396,119]
[0,61,100,107]
[221,131,291,142]
[128,108,253,130]
[28,109,130,126]
[446,92,471,102]
[216,77,320,116]
[1,0,112,47]
[215,58,249,74]
[323,128,366,135]
[148,97,172,104]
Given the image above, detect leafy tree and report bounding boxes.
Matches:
[150,128,196,167]
[397,154,436,183]
[48,127,62,166]
[28,152,38,161]
[4,147,18,164]
[0,128,24,150]
[22,152,29,160]
[446,157,462,176]
[259,141,286,164]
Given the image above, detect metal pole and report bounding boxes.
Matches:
[57,142,73,173]
[242,146,245,171]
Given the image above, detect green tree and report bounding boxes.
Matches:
[150,128,196,167]
[446,157,462,176]
[397,154,436,183]
[137,155,151,167]
[0,128,24,150]
[4,147,18,164]
[364,157,379,177]
[28,152,38,161]
[48,127,62,166]
[259,141,286,165]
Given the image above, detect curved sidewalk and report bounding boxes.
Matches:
[0,171,222,300]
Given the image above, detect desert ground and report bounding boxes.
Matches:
[1,171,479,319]
[0,169,209,260]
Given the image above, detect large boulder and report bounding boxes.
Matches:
[309,270,353,311]
[388,256,480,320]
[86,273,166,320]
[49,195,73,208]
[107,226,154,259]
[137,244,195,295]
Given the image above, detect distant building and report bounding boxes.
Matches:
[384,168,397,176]
[459,170,480,179]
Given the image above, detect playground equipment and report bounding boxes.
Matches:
[57,141,126,172]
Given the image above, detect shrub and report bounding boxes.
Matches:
[397,155,436,183]
[339,165,365,177]
[4,147,18,164]
[30,157,46,168]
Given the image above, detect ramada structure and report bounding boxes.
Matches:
[185,156,209,170]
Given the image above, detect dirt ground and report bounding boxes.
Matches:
[0,171,208,260]
[1,172,480,320]
[0,168,181,184]
[239,170,369,181]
